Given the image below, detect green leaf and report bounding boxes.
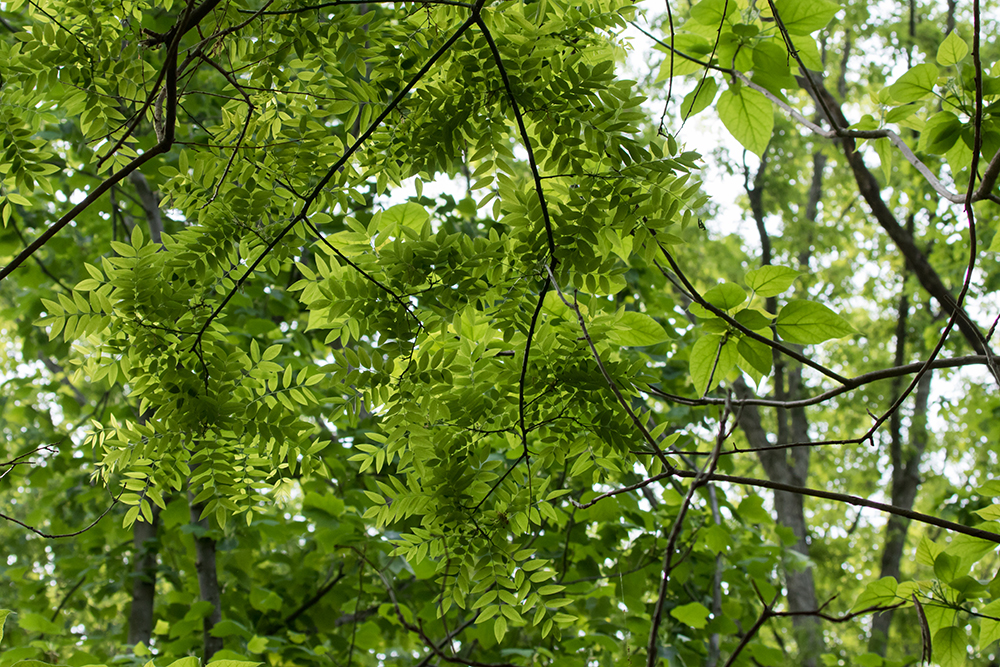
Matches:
[689,334,738,395]
[975,503,1000,520]
[933,552,964,582]
[737,335,772,375]
[209,620,252,639]
[874,137,893,182]
[166,658,200,667]
[888,63,939,104]
[748,644,784,666]
[670,602,711,629]
[946,575,986,599]
[852,577,897,611]
[379,202,429,232]
[853,653,884,667]
[979,599,1000,650]
[247,636,269,653]
[933,626,967,667]
[703,282,747,310]
[745,266,800,297]
[130,223,144,248]
[916,536,944,566]
[775,300,855,344]
[737,494,772,524]
[937,31,969,66]
[717,85,774,157]
[771,0,840,35]
[733,309,772,330]
[18,612,64,635]
[680,77,719,118]
[493,615,507,643]
[607,311,671,346]
[689,0,737,25]
[919,111,963,155]
[0,609,10,643]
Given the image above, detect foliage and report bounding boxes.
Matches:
[1,0,1000,666]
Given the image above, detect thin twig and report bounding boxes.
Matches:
[646,402,728,667]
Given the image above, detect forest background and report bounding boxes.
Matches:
[0,0,999,666]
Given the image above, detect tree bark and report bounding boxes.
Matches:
[128,171,163,244]
[189,497,223,661]
[869,368,932,654]
[128,505,161,646]
[733,383,824,666]
[733,150,828,666]
[798,75,988,356]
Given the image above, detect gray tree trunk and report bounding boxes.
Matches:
[127,505,160,646]
[189,497,223,661]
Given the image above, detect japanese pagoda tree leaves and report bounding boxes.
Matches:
[3,0,1000,666]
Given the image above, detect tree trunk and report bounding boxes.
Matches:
[734,384,824,666]
[189,497,223,661]
[869,369,931,654]
[128,505,161,646]
[798,74,989,357]
[733,149,827,666]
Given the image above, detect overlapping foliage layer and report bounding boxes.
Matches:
[2,0,1000,666]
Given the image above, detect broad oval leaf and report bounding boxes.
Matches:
[690,334,739,395]
[775,300,855,344]
[937,31,969,67]
[733,308,772,330]
[670,602,711,629]
[852,576,897,612]
[771,0,840,35]
[379,202,429,232]
[703,282,747,310]
[979,599,1000,650]
[919,111,963,155]
[0,609,10,644]
[717,85,773,157]
[689,0,737,25]
[888,63,939,104]
[737,334,772,375]
[745,265,800,297]
[933,626,968,667]
[680,76,719,119]
[608,311,672,346]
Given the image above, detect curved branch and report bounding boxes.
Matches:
[579,469,1000,544]
[655,246,851,385]
[647,355,989,409]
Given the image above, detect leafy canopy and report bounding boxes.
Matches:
[1,0,1000,666]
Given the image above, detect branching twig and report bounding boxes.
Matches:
[578,468,1000,544]
[646,402,729,667]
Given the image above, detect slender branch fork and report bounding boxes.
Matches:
[646,401,731,667]
[339,545,518,667]
[577,466,1000,544]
